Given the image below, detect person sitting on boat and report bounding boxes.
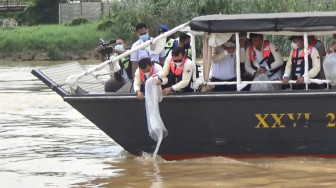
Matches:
[130,23,166,79]
[156,47,194,95]
[134,58,167,100]
[327,34,336,54]
[211,34,246,91]
[97,38,132,92]
[282,36,321,90]
[157,24,178,58]
[237,32,254,91]
[245,33,284,90]
[308,35,327,88]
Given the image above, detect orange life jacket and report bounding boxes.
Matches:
[249,40,271,61]
[139,64,155,85]
[170,57,188,76]
[292,45,314,64]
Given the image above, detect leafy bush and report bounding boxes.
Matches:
[47,45,65,61]
[97,19,115,31]
[69,17,89,26]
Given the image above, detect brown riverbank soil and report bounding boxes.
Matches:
[0,50,99,61]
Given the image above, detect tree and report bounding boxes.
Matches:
[25,0,58,25]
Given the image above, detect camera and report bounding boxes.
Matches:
[99,38,116,57]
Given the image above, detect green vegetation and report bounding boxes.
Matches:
[108,0,336,55]
[68,17,89,26]
[0,21,115,60]
[1,0,336,60]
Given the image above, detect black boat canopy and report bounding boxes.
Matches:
[189,12,336,34]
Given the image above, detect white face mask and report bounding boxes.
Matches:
[144,72,151,77]
[224,42,234,47]
[240,36,247,40]
[291,41,299,49]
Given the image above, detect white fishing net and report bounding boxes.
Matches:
[145,77,168,158]
[250,73,274,91]
[323,53,336,86]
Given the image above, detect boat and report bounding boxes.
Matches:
[32,12,336,160]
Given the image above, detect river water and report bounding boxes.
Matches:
[1,61,336,187]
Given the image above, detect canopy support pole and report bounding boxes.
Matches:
[235,33,241,91]
[191,33,197,92]
[303,32,309,90]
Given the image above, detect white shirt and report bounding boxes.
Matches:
[211,46,242,80]
[133,63,168,92]
[130,38,166,63]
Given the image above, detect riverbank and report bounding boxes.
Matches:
[0,49,99,61]
[0,21,114,61]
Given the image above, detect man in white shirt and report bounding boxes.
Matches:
[130,23,166,80]
[133,58,167,100]
[282,36,321,90]
[211,35,246,91]
[157,47,194,94]
[245,33,284,90]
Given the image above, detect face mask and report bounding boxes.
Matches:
[139,33,149,42]
[291,41,299,49]
[184,43,191,49]
[144,72,151,77]
[224,42,234,47]
[174,58,183,63]
[115,44,124,51]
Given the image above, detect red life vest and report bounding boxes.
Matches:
[170,57,188,76]
[292,45,314,64]
[139,64,155,85]
[249,40,271,61]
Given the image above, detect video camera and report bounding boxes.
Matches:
[99,38,116,57]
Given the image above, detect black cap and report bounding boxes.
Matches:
[289,36,303,40]
[249,33,263,39]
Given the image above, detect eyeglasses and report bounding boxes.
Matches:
[174,59,183,63]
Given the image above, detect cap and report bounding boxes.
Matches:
[289,36,303,40]
[157,25,169,33]
[249,33,263,39]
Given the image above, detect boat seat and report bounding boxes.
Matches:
[37,62,105,94]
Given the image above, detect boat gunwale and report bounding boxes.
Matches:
[63,90,336,101]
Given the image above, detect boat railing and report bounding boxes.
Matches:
[66,22,190,93]
[204,32,332,91]
[203,79,331,90]
[66,22,333,94]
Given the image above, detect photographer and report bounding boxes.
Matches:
[97,38,132,92]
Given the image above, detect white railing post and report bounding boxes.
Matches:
[303,33,309,90]
[235,33,241,91]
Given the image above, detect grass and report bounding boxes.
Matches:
[0,22,117,60]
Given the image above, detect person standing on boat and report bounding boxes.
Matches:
[130,23,166,79]
[245,33,284,90]
[211,34,246,91]
[157,25,178,58]
[282,36,321,90]
[133,58,167,100]
[156,47,194,94]
[97,39,132,92]
[175,33,192,59]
